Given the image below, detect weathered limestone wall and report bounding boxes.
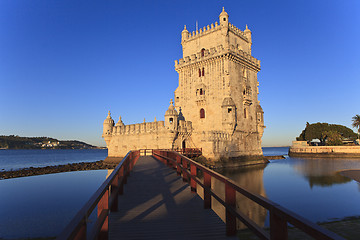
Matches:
[102,8,265,164]
[174,8,264,161]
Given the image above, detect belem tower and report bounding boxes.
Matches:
[103,8,265,163]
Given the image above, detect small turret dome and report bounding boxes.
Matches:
[104,111,115,126]
[182,25,189,34]
[222,97,235,107]
[256,104,264,113]
[116,116,125,127]
[219,7,229,23]
[244,24,251,33]
[181,25,189,41]
[165,99,178,117]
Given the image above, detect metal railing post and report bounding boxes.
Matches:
[225,182,236,236]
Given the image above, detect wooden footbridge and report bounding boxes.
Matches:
[57,150,344,240]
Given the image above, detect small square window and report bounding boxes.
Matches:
[228,108,232,113]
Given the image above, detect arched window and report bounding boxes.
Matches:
[201,48,205,57]
[202,67,205,76]
[200,108,205,119]
[199,69,201,77]
[244,108,247,118]
[199,88,203,95]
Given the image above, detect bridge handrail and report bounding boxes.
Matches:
[152,150,344,240]
[56,150,140,240]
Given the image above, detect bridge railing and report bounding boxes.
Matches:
[56,150,140,240]
[152,150,344,240]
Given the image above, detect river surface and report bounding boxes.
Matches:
[1,148,360,238]
[0,149,108,171]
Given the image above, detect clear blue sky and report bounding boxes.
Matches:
[1,0,359,147]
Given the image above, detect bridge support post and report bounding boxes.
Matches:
[119,167,124,195]
[225,182,236,236]
[270,209,288,240]
[176,155,181,175]
[190,163,197,192]
[97,189,109,240]
[182,159,188,182]
[73,220,86,240]
[203,172,211,209]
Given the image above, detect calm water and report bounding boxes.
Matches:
[1,148,360,238]
[217,147,360,229]
[0,149,108,171]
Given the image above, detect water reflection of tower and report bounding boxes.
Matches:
[210,164,267,229]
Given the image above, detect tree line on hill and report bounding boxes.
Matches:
[0,135,98,149]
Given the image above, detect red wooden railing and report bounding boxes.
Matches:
[152,150,345,240]
[146,148,202,157]
[56,150,140,240]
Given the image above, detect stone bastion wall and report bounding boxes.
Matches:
[289,141,360,158]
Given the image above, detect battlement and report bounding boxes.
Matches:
[175,44,260,69]
[112,121,166,135]
[183,22,249,43]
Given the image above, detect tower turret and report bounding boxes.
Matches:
[116,116,125,127]
[181,25,189,42]
[165,99,178,131]
[102,111,115,137]
[219,7,229,28]
[244,24,252,42]
[221,97,237,132]
[244,24,252,53]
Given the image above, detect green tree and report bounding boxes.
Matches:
[296,122,357,145]
[322,131,343,146]
[352,114,360,140]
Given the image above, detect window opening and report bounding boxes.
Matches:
[201,48,205,57]
[200,108,205,119]
[244,108,247,118]
[199,69,201,77]
[200,89,203,95]
[169,118,173,123]
[228,108,232,113]
[202,67,205,76]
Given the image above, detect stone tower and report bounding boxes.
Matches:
[174,8,265,161]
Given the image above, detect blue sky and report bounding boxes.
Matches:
[0,0,359,147]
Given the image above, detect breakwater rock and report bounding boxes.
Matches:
[0,161,117,179]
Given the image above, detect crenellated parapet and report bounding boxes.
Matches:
[112,120,166,135]
[182,21,249,43]
[175,44,260,71]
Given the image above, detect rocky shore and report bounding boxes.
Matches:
[0,161,118,179]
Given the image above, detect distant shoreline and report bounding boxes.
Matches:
[0,160,116,180]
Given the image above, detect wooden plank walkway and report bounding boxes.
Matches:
[108,156,238,240]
